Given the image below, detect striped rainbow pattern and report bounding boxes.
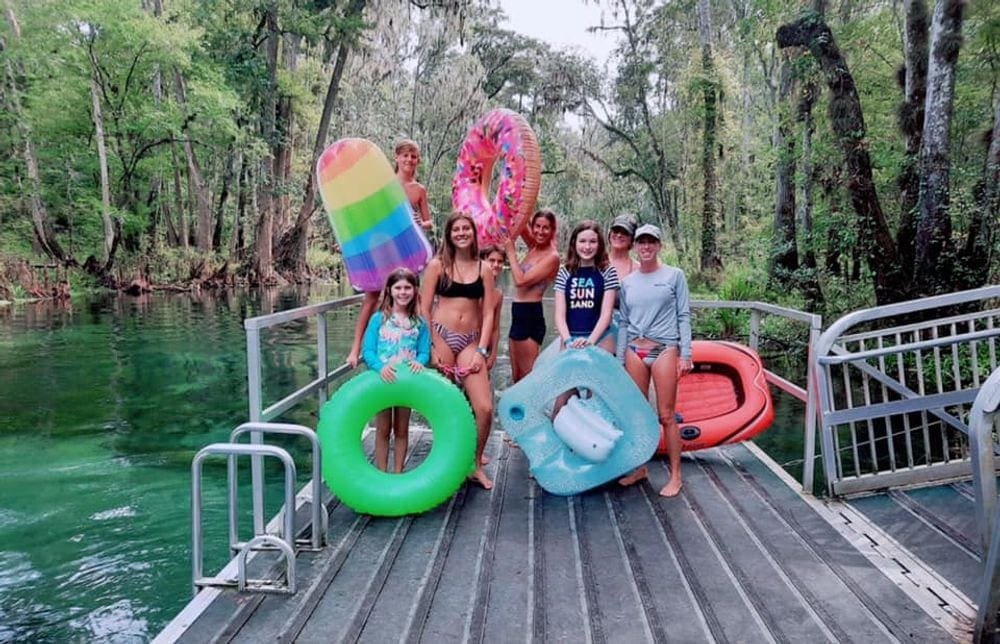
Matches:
[317,138,433,292]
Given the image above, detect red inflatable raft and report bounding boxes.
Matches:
[658,340,774,453]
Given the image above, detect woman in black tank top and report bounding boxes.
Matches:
[420,212,498,489]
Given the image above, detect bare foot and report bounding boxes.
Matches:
[469,467,494,490]
[480,454,491,465]
[618,466,649,487]
[659,478,682,498]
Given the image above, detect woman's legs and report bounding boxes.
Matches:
[650,348,682,497]
[391,406,411,473]
[457,344,494,489]
[618,349,653,486]
[508,337,540,383]
[374,409,392,472]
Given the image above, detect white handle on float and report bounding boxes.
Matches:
[552,396,623,463]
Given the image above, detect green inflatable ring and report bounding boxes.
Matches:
[317,367,476,516]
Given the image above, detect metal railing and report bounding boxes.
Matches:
[191,443,296,596]
[229,423,328,551]
[190,422,327,596]
[242,294,362,532]
[971,368,1000,643]
[813,285,1000,497]
[690,300,823,492]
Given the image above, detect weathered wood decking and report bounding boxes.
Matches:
[159,429,980,643]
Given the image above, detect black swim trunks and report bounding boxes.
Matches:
[508,301,546,345]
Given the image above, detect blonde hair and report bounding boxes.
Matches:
[394,139,420,156]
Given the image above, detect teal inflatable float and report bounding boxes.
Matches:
[318,368,476,516]
[498,346,660,495]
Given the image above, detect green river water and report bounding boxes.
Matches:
[0,287,807,642]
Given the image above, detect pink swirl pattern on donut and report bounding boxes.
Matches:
[452,109,541,246]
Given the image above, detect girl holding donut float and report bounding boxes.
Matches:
[503,210,560,383]
[420,212,499,489]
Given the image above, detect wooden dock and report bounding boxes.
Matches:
[157,430,979,643]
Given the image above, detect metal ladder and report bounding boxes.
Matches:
[190,422,328,596]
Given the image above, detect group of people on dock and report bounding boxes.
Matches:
[346,140,692,497]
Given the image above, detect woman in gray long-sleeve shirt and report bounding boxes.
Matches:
[616,224,692,498]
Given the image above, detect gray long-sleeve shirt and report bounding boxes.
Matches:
[615,265,692,360]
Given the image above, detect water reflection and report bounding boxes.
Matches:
[0,285,351,641]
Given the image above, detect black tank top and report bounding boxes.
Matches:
[436,262,485,299]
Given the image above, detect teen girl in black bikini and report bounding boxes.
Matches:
[420,212,498,489]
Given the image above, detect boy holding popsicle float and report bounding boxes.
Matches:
[343,139,435,368]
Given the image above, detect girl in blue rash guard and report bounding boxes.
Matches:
[554,220,620,352]
[361,268,431,473]
[551,220,620,417]
[616,224,693,498]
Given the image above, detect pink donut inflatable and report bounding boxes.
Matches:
[452,109,541,246]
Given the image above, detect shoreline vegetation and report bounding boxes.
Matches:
[0,2,996,322]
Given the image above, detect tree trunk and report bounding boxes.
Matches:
[797,76,822,306]
[171,144,189,249]
[273,0,367,278]
[895,0,929,272]
[697,0,722,272]
[230,148,248,261]
[213,149,235,251]
[777,16,909,304]
[272,33,300,245]
[252,2,280,285]
[770,54,798,284]
[913,0,965,293]
[4,7,69,264]
[89,64,116,269]
[174,70,212,252]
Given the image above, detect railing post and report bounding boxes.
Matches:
[749,309,761,351]
[802,320,822,494]
[244,324,265,534]
[317,314,328,407]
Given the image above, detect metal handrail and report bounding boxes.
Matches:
[814,286,1000,497]
[243,293,361,536]
[970,368,1000,643]
[229,422,327,551]
[690,299,823,492]
[191,443,297,597]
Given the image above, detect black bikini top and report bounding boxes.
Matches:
[435,262,485,299]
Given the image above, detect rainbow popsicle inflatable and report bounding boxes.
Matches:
[317,138,433,292]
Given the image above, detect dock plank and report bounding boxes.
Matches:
[162,436,977,644]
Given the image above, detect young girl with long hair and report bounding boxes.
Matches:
[420,213,498,488]
[361,268,431,473]
[555,220,620,352]
[551,220,620,416]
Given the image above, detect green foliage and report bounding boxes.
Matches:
[0,0,995,295]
